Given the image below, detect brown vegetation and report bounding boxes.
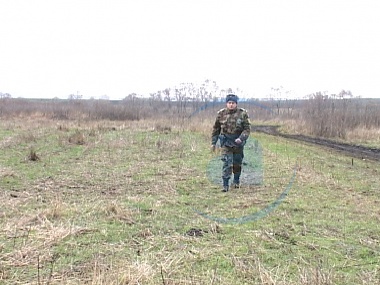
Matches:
[2,95,380,145]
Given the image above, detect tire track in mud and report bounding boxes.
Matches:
[253,125,380,162]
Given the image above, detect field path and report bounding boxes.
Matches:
[253,125,380,162]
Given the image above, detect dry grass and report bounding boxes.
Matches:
[345,126,380,145]
[1,116,380,284]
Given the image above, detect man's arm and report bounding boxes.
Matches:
[239,111,251,141]
[211,113,222,146]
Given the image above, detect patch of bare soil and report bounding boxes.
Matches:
[253,125,380,162]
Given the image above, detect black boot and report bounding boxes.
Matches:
[233,174,240,188]
[222,179,229,192]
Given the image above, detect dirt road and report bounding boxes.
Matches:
[253,125,380,162]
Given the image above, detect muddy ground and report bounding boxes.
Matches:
[253,125,380,162]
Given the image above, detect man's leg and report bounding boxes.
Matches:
[232,148,244,188]
[221,147,233,192]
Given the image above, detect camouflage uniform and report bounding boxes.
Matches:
[211,106,251,190]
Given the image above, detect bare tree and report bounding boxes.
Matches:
[0,92,12,99]
[68,91,83,100]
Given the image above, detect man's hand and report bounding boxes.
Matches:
[235,138,242,145]
[211,145,216,152]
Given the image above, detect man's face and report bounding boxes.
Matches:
[226,101,237,110]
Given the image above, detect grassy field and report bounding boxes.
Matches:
[1,117,379,285]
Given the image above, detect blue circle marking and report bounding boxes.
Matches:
[193,166,297,224]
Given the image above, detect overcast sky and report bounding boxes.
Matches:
[1,0,379,99]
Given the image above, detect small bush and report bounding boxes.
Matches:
[28,148,39,161]
[68,131,85,145]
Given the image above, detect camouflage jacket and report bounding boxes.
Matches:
[211,107,251,146]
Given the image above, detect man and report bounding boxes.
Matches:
[211,94,251,192]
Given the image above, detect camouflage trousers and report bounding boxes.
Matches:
[221,146,244,181]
